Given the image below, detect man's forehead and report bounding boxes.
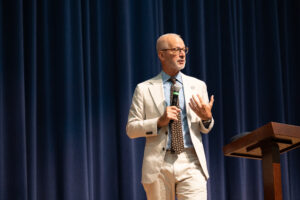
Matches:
[166,36,185,47]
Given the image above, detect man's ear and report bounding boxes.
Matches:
[158,51,165,61]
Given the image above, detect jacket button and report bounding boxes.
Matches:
[165,131,168,135]
[162,147,165,151]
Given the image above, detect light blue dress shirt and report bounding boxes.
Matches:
[161,71,193,149]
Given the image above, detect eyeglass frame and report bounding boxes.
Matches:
[160,47,189,54]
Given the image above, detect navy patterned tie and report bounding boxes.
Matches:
[169,78,184,154]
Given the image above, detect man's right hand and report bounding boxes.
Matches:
[157,106,181,128]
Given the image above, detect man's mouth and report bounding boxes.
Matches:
[177,60,185,65]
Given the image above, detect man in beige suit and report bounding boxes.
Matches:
[126,33,214,200]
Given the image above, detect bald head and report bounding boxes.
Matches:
[156,33,183,52]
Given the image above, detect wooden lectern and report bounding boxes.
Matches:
[223,122,300,200]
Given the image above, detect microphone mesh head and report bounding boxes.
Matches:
[174,83,181,92]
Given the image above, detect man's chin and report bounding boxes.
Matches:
[177,65,185,71]
[168,64,185,74]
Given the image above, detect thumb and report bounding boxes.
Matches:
[209,95,214,108]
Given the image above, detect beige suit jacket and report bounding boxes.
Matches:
[126,72,214,184]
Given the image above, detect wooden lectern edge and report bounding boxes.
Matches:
[222,122,300,200]
[223,122,300,159]
[223,122,275,154]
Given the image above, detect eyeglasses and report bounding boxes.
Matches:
[160,47,189,54]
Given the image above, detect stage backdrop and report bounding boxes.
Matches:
[0,0,300,199]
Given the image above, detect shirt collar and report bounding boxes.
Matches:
[161,70,183,84]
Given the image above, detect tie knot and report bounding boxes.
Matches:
[170,77,176,85]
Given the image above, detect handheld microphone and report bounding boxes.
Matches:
[170,83,181,124]
[171,83,181,106]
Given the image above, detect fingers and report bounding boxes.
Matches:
[188,101,197,113]
[189,96,200,115]
[158,106,181,127]
[191,95,202,109]
[194,94,214,109]
[197,94,204,106]
[189,94,214,118]
[168,114,179,121]
[166,106,180,121]
[209,95,214,108]
[168,106,181,112]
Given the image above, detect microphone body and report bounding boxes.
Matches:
[171,91,179,106]
[169,83,182,124]
[171,84,181,106]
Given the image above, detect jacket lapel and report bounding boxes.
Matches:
[182,73,193,121]
[148,73,165,116]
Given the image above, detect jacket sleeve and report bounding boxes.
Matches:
[126,85,160,139]
[199,118,214,134]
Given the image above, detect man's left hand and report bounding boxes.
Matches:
[189,94,214,120]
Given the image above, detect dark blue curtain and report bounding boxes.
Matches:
[0,0,300,199]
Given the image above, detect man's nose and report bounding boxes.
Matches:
[179,51,185,58]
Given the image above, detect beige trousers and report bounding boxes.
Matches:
[143,148,207,200]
